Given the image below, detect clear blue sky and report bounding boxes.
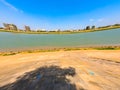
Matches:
[0,0,120,30]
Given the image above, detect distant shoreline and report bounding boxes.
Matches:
[0,25,120,34]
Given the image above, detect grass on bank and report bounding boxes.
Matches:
[0,46,120,56]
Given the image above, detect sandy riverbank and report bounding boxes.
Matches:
[0,50,120,90]
[0,46,120,56]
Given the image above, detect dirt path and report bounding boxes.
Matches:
[0,50,120,90]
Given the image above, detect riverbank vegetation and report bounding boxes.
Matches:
[0,23,120,34]
[0,46,120,56]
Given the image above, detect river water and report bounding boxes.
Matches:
[0,29,120,51]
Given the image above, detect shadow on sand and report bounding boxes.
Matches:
[0,66,85,90]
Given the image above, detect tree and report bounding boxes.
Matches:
[3,23,10,30]
[3,23,17,30]
[0,27,3,29]
[9,24,18,31]
[91,26,95,30]
[25,25,31,32]
[114,24,120,26]
[86,26,90,30]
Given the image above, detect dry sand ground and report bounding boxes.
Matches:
[0,50,120,90]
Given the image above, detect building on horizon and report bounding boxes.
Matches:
[3,23,18,31]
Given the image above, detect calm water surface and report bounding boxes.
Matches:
[0,29,120,50]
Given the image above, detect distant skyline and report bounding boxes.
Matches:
[0,0,120,30]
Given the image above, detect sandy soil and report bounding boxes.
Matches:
[0,50,120,90]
